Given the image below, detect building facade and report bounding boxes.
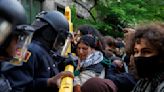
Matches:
[20,0,95,23]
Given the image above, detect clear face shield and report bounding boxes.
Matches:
[52,29,70,54]
[10,25,34,66]
[0,18,12,45]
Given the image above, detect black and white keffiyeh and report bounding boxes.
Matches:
[132,72,164,92]
[80,51,103,68]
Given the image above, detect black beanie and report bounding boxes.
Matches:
[78,35,96,48]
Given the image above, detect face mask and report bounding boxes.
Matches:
[134,55,162,78]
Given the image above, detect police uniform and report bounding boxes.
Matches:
[1,40,63,92]
[0,0,31,92]
[24,40,59,92]
[1,10,69,92]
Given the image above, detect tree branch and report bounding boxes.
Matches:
[74,0,96,22]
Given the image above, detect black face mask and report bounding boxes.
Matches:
[134,55,163,78]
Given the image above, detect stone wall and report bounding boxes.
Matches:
[42,0,95,18]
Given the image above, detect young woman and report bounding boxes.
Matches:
[74,35,105,85]
[128,23,164,92]
[73,35,114,92]
[72,24,106,53]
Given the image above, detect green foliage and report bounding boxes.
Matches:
[71,5,122,37]
[71,0,164,37]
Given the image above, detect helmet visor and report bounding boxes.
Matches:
[10,26,34,66]
[0,18,12,45]
[52,29,70,53]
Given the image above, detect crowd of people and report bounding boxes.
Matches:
[0,0,164,92]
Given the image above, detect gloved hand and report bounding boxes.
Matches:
[48,71,74,88]
[64,53,78,69]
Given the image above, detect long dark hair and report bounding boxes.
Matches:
[128,23,164,57]
[77,25,106,52]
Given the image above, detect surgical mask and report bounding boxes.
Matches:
[134,55,163,78]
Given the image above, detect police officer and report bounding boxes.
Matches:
[25,10,73,92]
[0,0,35,92]
[2,10,73,92]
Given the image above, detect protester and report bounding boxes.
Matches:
[103,36,116,58]
[73,35,106,92]
[81,77,117,92]
[105,29,137,92]
[128,23,164,92]
[110,57,125,73]
[72,24,106,52]
[106,58,137,92]
[74,25,111,69]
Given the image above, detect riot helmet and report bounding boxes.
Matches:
[32,11,69,51]
[0,0,27,44]
[0,0,34,64]
[0,25,35,64]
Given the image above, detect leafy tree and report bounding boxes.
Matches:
[71,0,164,37]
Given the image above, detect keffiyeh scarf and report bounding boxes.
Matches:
[80,51,103,68]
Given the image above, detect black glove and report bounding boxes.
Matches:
[50,50,78,70]
[50,50,65,62]
[64,53,78,69]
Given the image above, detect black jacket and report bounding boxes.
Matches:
[1,59,33,92]
[2,40,60,92]
[0,66,12,92]
[24,40,59,92]
[106,64,137,92]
